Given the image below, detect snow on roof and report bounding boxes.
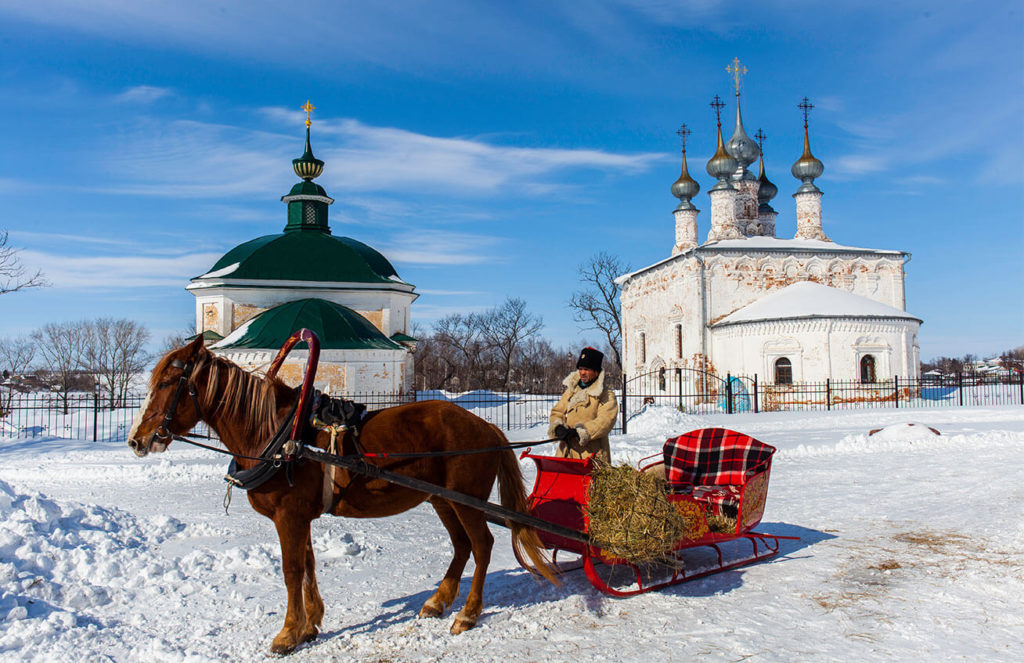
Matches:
[196,262,240,279]
[713,281,921,327]
[704,237,904,254]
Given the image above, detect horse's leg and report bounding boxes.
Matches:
[419,498,471,619]
[448,503,494,634]
[300,531,324,643]
[270,514,312,655]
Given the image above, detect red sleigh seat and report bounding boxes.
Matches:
[641,428,776,517]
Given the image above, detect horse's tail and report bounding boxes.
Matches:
[492,425,561,586]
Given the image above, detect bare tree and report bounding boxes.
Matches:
[84,318,151,408]
[478,297,544,393]
[0,336,37,413]
[433,313,491,389]
[32,321,89,413]
[0,230,48,296]
[568,252,630,368]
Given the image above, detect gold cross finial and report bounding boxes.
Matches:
[726,57,747,97]
[301,100,316,128]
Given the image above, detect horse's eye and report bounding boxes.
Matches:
[158,381,173,389]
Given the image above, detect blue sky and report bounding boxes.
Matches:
[0,0,1021,361]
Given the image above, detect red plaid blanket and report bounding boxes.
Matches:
[664,428,775,513]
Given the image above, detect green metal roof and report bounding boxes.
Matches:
[390,332,417,343]
[195,231,401,284]
[213,298,403,351]
[186,330,224,343]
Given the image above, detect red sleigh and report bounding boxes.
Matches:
[518,428,795,596]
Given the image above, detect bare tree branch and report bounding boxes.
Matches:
[567,251,630,368]
[0,230,49,296]
[478,297,543,392]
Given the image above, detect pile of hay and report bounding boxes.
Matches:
[585,463,704,563]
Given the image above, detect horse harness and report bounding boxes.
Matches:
[150,359,553,514]
[152,357,360,513]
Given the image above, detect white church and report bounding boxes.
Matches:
[618,63,922,387]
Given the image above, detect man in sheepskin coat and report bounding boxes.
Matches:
[547,347,618,462]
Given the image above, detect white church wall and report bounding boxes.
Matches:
[709,318,920,382]
[215,347,412,394]
[620,245,910,380]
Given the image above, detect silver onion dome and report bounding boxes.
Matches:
[757,154,778,207]
[726,99,760,178]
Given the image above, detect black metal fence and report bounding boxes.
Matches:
[617,368,1024,433]
[3,370,1021,442]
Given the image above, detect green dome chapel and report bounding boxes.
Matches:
[187,102,417,393]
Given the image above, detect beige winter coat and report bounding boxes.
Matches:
[547,370,618,462]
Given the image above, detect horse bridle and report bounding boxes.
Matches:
[152,358,204,445]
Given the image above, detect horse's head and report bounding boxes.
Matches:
[128,335,207,457]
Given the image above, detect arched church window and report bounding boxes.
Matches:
[658,367,666,391]
[860,355,876,383]
[774,357,793,385]
[675,324,682,359]
[640,333,646,364]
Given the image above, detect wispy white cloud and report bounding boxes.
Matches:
[417,289,487,296]
[380,229,503,266]
[114,85,172,104]
[19,250,222,288]
[90,113,663,200]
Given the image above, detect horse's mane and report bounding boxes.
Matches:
[154,346,288,445]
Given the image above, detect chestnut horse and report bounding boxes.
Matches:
[127,337,557,655]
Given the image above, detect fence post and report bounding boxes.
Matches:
[621,375,627,435]
[726,373,733,415]
[93,389,99,442]
[753,374,759,414]
[894,375,899,408]
[506,389,511,429]
[826,378,831,411]
[676,368,683,411]
[1020,370,1023,406]
[958,371,963,407]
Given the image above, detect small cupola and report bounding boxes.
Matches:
[283,101,334,234]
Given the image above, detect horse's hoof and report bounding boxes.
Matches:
[270,640,297,656]
[301,627,319,643]
[418,599,444,619]
[450,616,476,634]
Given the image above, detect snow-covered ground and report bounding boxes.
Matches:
[1,405,1022,662]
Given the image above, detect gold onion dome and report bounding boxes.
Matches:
[671,149,700,210]
[706,122,738,191]
[791,97,824,194]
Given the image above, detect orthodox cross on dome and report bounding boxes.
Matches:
[710,95,725,126]
[754,128,766,151]
[798,96,814,128]
[301,100,316,128]
[726,57,747,97]
[676,123,692,152]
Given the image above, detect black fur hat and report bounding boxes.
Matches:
[576,347,604,372]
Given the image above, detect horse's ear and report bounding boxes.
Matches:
[185,334,205,357]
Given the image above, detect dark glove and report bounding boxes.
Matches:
[563,427,580,445]
[553,424,569,440]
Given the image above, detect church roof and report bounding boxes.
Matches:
[211,298,404,351]
[713,281,921,327]
[191,232,403,286]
